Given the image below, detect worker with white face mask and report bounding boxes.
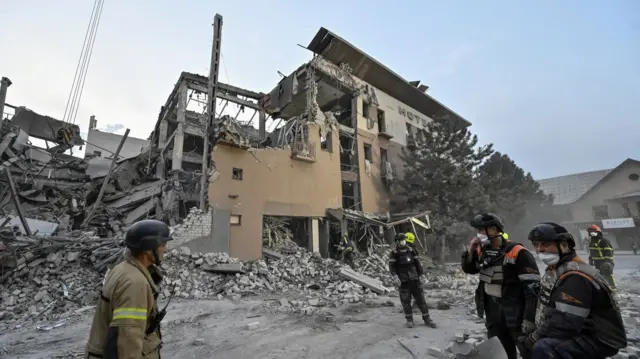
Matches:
[522,222,626,359]
[462,213,540,359]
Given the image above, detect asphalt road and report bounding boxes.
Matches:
[564,251,640,278]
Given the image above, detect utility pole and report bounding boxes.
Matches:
[200,14,223,210]
[0,77,12,121]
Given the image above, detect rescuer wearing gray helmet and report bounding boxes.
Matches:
[85,219,173,359]
[520,222,626,359]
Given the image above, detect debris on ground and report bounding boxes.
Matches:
[0,238,476,331]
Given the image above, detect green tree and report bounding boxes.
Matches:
[476,152,553,234]
[394,116,493,262]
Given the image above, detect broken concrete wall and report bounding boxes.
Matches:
[84,129,149,160]
[209,123,342,261]
[170,207,213,248]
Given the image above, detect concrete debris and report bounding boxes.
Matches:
[262,216,296,249]
[1,118,167,236]
[0,242,475,331]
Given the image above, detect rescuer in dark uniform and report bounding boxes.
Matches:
[388,233,437,328]
[339,235,356,269]
[461,213,540,359]
[587,224,616,288]
[519,222,626,359]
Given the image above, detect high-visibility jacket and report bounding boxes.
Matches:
[85,256,162,359]
[588,237,614,261]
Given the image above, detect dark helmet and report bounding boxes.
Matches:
[470,213,504,231]
[395,233,407,242]
[125,219,172,251]
[528,222,575,248]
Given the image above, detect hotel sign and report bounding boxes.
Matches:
[398,105,429,127]
[601,218,635,229]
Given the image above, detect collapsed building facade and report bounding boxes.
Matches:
[152,28,470,261]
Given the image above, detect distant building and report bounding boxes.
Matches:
[84,116,149,160]
[537,158,640,249]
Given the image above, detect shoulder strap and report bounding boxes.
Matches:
[503,243,524,264]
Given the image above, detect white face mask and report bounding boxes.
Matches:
[589,232,599,237]
[538,252,560,265]
[399,240,406,246]
[477,233,490,245]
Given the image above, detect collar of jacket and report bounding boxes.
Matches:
[125,255,161,294]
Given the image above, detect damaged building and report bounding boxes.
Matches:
[159,28,469,261]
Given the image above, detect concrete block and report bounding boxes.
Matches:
[246,321,260,330]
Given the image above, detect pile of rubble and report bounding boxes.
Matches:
[0,240,476,330]
[1,112,170,238]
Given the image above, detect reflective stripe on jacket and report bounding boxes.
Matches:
[85,256,162,359]
[589,238,614,261]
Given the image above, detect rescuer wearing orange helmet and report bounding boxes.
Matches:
[587,224,616,288]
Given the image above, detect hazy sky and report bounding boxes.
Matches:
[1,1,638,179]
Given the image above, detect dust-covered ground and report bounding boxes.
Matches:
[0,296,483,359]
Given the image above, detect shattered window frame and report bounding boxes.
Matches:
[232,168,243,180]
[363,144,372,162]
[320,131,333,153]
[362,101,370,119]
[377,109,386,133]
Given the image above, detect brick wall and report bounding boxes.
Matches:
[170,207,212,248]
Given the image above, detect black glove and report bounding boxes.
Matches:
[517,334,537,350]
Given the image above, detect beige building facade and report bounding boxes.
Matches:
[538,158,640,249]
[153,28,470,261]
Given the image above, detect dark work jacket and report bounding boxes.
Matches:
[461,240,541,329]
[534,252,626,352]
[388,245,423,282]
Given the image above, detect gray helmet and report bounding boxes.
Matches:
[528,222,575,248]
[395,233,406,242]
[125,219,172,251]
[470,213,504,231]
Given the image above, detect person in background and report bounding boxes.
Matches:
[405,232,417,249]
[339,234,356,269]
[632,241,637,255]
[388,233,437,328]
[521,222,626,359]
[587,224,616,288]
[462,213,540,359]
[84,219,172,359]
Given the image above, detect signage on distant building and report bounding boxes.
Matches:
[601,218,635,229]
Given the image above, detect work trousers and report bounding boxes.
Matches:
[485,298,530,359]
[399,279,429,321]
[531,336,616,359]
[594,261,616,288]
[343,251,355,269]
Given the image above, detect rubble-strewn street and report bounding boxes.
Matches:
[2,243,640,358]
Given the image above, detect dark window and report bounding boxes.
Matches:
[93,150,102,157]
[363,144,372,161]
[320,131,333,152]
[377,110,386,133]
[362,102,370,119]
[592,205,610,220]
[232,168,243,180]
[629,173,639,181]
[622,203,632,217]
[380,148,388,174]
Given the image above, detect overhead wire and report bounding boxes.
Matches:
[62,0,105,125]
[71,0,105,125]
[62,0,99,124]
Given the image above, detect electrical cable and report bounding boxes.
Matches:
[71,0,105,125]
[62,0,100,124]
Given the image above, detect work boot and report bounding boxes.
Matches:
[405,320,414,328]
[423,315,437,328]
